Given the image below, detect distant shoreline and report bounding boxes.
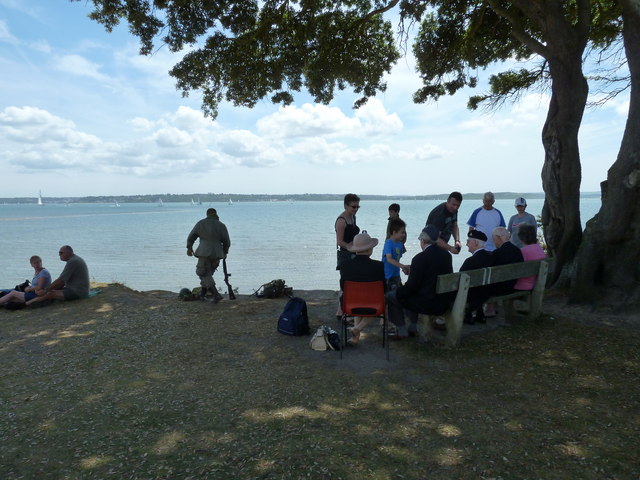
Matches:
[0,191,601,205]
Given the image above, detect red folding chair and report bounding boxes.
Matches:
[340,280,389,360]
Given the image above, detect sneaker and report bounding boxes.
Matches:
[433,318,447,330]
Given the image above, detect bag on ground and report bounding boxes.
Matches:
[256,279,287,298]
[277,297,310,336]
[309,325,341,351]
[310,326,330,350]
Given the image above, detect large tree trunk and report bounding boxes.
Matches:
[571,0,640,308]
[541,56,588,287]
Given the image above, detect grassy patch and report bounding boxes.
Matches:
[1,285,639,479]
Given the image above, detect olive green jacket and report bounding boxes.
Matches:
[186,215,231,259]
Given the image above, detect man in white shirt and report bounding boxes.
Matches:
[466,192,506,251]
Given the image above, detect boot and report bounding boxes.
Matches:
[200,286,207,300]
[212,291,223,304]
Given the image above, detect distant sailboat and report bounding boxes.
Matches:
[37,190,44,206]
[158,198,164,207]
[228,198,233,205]
[113,199,121,207]
[191,198,196,206]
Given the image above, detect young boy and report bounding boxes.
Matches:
[382,218,410,290]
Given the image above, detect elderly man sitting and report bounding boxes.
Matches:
[460,230,493,324]
[385,225,453,339]
[490,226,524,296]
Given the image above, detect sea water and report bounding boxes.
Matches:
[0,197,602,294]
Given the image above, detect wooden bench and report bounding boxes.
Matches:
[418,258,553,347]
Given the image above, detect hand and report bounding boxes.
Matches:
[401,265,410,275]
[186,248,193,257]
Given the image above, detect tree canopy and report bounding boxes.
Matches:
[75,0,639,305]
[75,0,402,117]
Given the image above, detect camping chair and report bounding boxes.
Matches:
[340,280,389,360]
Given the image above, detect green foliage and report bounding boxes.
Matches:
[75,0,400,118]
[73,0,624,116]
[410,0,623,109]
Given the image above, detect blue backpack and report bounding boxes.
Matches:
[277,297,310,336]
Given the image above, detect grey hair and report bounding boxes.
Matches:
[418,230,436,244]
[483,191,495,201]
[492,226,510,240]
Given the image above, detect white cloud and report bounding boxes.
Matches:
[0,19,18,44]
[256,99,403,140]
[54,54,110,82]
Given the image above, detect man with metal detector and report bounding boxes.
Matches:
[186,208,231,303]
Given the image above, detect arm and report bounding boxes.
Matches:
[335,217,351,250]
[467,208,478,233]
[36,277,64,296]
[27,274,49,292]
[385,253,409,274]
[221,225,231,257]
[186,227,199,256]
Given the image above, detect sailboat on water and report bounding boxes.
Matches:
[37,190,44,206]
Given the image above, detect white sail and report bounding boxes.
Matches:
[37,190,43,206]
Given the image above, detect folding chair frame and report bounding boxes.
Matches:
[339,280,389,360]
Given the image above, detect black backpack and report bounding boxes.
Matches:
[277,297,310,336]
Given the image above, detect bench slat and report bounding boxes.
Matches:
[436,259,552,294]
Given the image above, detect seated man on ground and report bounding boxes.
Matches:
[340,232,386,345]
[490,227,524,297]
[514,224,547,291]
[0,255,52,307]
[26,245,90,305]
[386,225,453,338]
[460,231,493,324]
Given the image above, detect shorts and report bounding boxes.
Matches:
[24,291,37,302]
[63,288,81,301]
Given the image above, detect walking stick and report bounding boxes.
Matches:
[223,259,236,300]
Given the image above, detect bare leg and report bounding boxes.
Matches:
[0,291,26,306]
[26,290,64,306]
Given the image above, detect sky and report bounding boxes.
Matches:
[0,0,630,198]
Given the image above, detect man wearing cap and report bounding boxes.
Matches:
[426,191,463,254]
[386,224,453,338]
[466,192,505,251]
[460,230,493,324]
[508,197,537,248]
[340,232,385,345]
[187,208,231,302]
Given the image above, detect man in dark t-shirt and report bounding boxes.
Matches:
[426,191,463,254]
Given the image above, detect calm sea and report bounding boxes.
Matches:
[0,197,601,294]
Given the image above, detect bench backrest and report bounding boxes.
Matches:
[436,258,553,294]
